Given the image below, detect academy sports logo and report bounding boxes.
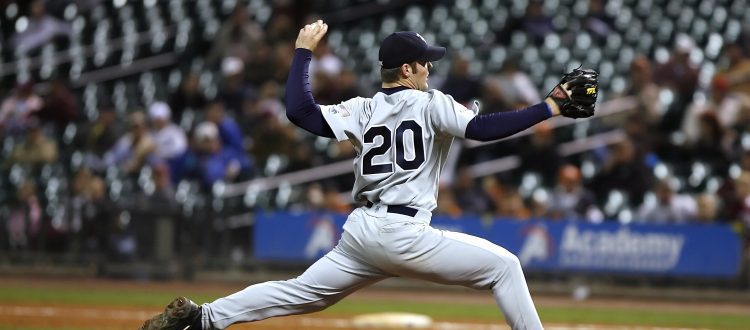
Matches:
[518,224,555,266]
[558,225,685,271]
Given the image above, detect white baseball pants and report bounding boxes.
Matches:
[201,205,543,330]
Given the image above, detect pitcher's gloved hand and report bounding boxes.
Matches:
[547,68,598,119]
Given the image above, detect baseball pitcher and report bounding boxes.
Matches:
[140,20,598,330]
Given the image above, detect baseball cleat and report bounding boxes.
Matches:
[139,297,202,330]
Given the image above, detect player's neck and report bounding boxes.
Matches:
[382,81,411,89]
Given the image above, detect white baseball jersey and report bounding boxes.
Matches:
[320,89,477,211]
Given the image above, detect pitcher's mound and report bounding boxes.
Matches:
[352,312,433,329]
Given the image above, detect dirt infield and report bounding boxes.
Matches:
[0,276,745,329]
[0,304,506,330]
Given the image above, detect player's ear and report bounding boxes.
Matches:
[401,63,411,77]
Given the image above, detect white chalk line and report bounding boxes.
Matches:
[0,305,707,330]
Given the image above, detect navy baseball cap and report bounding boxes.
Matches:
[379,31,446,69]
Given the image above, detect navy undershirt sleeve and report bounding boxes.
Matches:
[284,48,335,138]
[464,103,552,141]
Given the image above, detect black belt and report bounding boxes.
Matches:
[366,201,419,217]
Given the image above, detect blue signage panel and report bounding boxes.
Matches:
[255,212,742,278]
[255,211,347,261]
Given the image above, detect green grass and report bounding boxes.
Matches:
[0,285,220,308]
[0,327,94,330]
[541,307,748,330]
[327,298,750,330]
[1,284,749,329]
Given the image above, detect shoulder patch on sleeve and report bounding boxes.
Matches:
[329,107,351,117]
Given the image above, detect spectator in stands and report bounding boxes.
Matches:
[718,42,750,95]
[479,177,532,220]
[682,75,748,144]
[207,4,264,65]
[36,78,77,133]
[218,57,255,116]
[730,172,750,230]
[333,68,366,103]
[607,55,661,128]
[548,165,603,222]
[717,167,747,224]
[309,40,343,105]
[67,168,110,253]
[105,111,155,175]
[257,81,286,119]
[731,99,750,143]
[636,178,697,224]
[148,102,188,182]
[108,213,137,262]
[303,182,326,211]
[0,81,43,137]
[528,188,551,220]
[452,166,491,215]
[436,186,463,218]
[246,42,278,86]
[76,104,121,172]
[272,43,295,82]
[249,111,297,170]
[6,181,43,251]
[684,112,732,173]
[581,0,615,40]
[309,39,343,84]
[483,57,541,110]
[284,144,316,173]
[8,0,72,54]
[654,34,700,132]
[481,176,506,215]
[190,122,253,190]
[439,54,482,106]
[5,118,58,169]
[739,150,750,173]
[238,92,265,137]
[495,1,553,45]
[311,69,338,105]
[496,186,531,220]
[695,193,721,223]
[323,184,351,214]
[205,100,245,154]
[266,14,297,45]
[169,72,207,124]
[150,163,176,204]
[589,138,653,207]
[718,151,750,221]
[623,113,655,155]
[518,121,561,186]
[301,182,350,213]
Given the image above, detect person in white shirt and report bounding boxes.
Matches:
[636,178,697,224]
[681,75,750,143]
[9,0,72,54]
[148,102,188,164]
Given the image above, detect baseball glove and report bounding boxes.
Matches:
[547,68,598,119]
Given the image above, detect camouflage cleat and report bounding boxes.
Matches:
[139,297,202,330]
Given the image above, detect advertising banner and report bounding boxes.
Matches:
[255,212,742,277]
